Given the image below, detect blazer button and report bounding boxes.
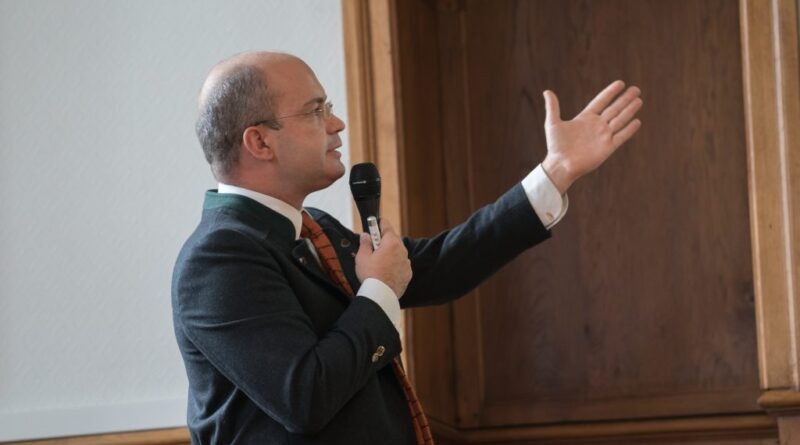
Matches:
[371,345,386,363]
[340,238,352,248]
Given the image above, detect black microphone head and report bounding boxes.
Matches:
[349,162,381,200]
[349,163,381,232]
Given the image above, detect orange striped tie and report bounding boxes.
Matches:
[300,212,434,445]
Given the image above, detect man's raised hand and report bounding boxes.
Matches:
[540,80,643,194]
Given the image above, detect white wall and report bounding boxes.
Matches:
[0,0,351,440]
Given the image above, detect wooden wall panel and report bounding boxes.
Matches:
[457,0,759,425]
[393,0,458,424]
[396,0,762,432]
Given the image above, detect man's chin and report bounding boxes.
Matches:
[313,162,346,191]
[330,159,346,180]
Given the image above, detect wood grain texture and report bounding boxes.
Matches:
[394,0,459,424]
[759,389,800,414]
[341,0,406,238]
[342,0,411,356]
[434,1,486,429]
[0,428,189,445]
[740,0,800,390]
[396,0,763,432]
[461,0,757,425]
[429,415,776,444]
[385,0,800,441]
[778,415,800,445]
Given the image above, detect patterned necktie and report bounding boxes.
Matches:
[300,211,434,445]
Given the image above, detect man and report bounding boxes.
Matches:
[172,51,642,444]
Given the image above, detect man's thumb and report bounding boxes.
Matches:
[357,233,372,253]
[543,90,561,125]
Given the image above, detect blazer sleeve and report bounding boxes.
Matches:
[174,227,401,434]
[400,184,551,308]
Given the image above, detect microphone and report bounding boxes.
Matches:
[349,163,382,247]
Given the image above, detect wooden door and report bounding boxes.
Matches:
[344,0,800,442]
[397,0,766,441]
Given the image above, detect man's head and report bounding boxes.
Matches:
[196,51,346,206]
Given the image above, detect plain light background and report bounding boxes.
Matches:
[0,0,352,440]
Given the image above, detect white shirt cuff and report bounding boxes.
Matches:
[357,278,401,334]
[521,164,569,229]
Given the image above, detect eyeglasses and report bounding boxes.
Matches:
[250,101,334,130]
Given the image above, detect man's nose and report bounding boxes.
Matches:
[327,113,346,133]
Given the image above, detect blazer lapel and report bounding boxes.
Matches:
[290,240,351,304]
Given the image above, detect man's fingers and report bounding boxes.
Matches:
[583,80,626,116]
[543,90,561,125]
[612,119,642,148]
[601,86,641,122]
[609,97,643,133]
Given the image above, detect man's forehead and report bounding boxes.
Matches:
[266,58,325,107]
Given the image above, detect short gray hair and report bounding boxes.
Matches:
[195,64,275,179]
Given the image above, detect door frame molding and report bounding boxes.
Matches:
[740,0,800,394]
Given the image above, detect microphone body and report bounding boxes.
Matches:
[349,163,381,233]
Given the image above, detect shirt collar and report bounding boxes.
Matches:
[217,183,304,240]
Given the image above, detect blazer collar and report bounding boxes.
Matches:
[216,183,303,240]
[203,190,297,249]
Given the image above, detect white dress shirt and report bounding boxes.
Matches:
[217,164,567,335]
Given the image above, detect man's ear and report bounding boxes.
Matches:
[242,126,275,161]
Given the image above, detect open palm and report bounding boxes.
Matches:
[541,80,642,193]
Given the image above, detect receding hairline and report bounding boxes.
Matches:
[197,51,301,109]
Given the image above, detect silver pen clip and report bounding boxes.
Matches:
[367,216,381,250]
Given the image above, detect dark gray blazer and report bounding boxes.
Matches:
[171,184,550,444]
